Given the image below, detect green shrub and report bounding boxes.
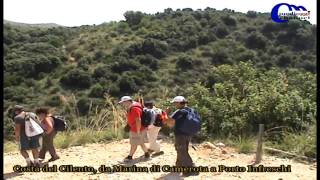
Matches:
[46,95,62,107]
[77,97,91,116]
[60,69,92,89]
[89,84,104,98]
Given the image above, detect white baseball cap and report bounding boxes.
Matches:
[170,96,187,103]
[118,96,132,104]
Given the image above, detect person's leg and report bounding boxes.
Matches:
[129,145,138,156]
[148,127,161,152]
[125,131,138,160]
[31,148,39,163]
[174,135,183,167]
[20,136,32,166]
[183,136,193,166]
[30,135,41,166]
[176,135,193,167]
[140,130,149,153]
[20,150,33,166]
[39,135,48,159]
[47,131,59,160]
[153,127,161,152]
[20,150,29,158]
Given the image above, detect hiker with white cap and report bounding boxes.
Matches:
[118,96,150,162]
[167,96,201,177]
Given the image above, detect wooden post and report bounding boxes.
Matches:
[255,124,264,164]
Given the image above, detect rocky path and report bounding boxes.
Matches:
[3,139,317,180]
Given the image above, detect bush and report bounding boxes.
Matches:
[176,55,193,70]
[215,26,229,38]
[245,32,267,49]
[118,75,137,94]
[111,58,139,73]
[136,55,159,70]
[276,54,292,67]
[89,84,105,98]
[46,95,62,107]
[211,50,231,65]
[221,15,237,26]
[60,69,92,89]
[77,97,91,116]
[246,11,257,18]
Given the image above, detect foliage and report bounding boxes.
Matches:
[60,69,92,89]
[3,8,316,158]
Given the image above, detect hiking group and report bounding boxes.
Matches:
[12,95,201,176]
[118,95,201,177]
[12,105,67,167]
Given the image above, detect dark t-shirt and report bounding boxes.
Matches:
[170,108,189,135]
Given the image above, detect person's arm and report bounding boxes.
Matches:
[45,117,54,134]
[135,117,141,134]
[166,118,175,128]
[14,124,21,142]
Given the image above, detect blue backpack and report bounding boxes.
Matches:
[178,107,201,136]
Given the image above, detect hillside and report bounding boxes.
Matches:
[3,139,317,179]
[4,19,63,28]
[3,8,317,159]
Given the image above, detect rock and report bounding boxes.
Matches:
[203,142,217,150]
[216,142,225,148]
[221,149,227,154]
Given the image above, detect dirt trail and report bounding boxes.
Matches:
[3,138,316,180]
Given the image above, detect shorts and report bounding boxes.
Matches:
[19,134,41,151]
[129,130,148,145]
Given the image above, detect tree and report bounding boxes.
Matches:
[124,11,144,26]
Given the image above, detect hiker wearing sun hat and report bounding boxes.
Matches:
[118,96,150,162]
[167,96,201,177]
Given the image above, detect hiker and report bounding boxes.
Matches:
[144,100,167,156]
[167,96,200,177]
[13,105,42,167]
[118,96,150,161]
[35,107,60,162]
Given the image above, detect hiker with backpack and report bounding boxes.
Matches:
[167,96,201,177]
[13,105,43,167]
[35,107,60,162]
[144,100,167,156]
[118,96,150,162]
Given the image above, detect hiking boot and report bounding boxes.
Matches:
[26,161,34,167]
[48,156,60,162]
[123,155,133,162]
[144,152,150,159]
[33,162,42,168]
[152,151,164,157]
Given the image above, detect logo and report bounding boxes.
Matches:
[271,3,310,23]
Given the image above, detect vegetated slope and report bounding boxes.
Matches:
[3,8,317,151]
